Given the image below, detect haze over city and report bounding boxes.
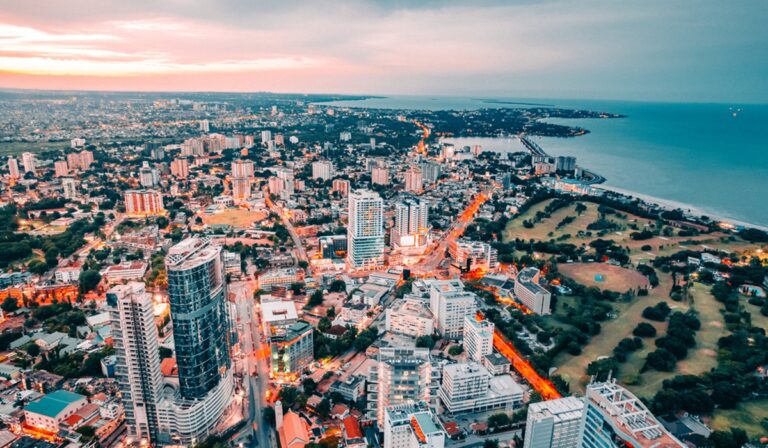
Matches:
[1,0,767,102]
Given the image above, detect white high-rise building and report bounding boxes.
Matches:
[384,403,445,448]
[107,283,164,445]
[347,190,385,269]
[371,167,390,185]
[392,197,429,250]
[62,178,78,199]
[404,166,424,193]
[312,160,334,180]
[21,152,35,174]
[524,397,584,448]
[139,162,159,187]
[7,157,19,180]
[369,347,440,425]
[438,363,523,414]
[385,298,435,337]
[54,160,69,177]
[420,161,441,184]
[261,130,272,144]
[463,317,494,362]
[428,280,477,339]
[514,267,551,315]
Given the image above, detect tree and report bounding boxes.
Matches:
[317,398,331,419]
[27,259,49,275]
[645,349,677,371]
[78,270,102,293]
[483,440,499,448]
[415,335,436,350]
[159,347,173,359]
[448,345,463,356]
[1,296,19,313]
[632,322,657,338]
[487,412,511,429]
[318,317,331,332]
[328,279,346,293]
[302,378,318,395]
[587,357,619,381]
[25,343,41,357]
[307,290,324,307]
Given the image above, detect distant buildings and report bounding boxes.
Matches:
[524,396,584,448]
[231,159,254,200]
[54,160,68,177]
[21,152,35,174]
[61,178,78,199]
[428,280,477,339]
[404,166,424,193]
[7,157,19,180]
[332,178,350,196]
[347,189,385,270]
[124,190,165,216]
[170,158,189,179]
[383,402,445,448]
[463,317,494,362]
[514,267,551,315]
[371,167,390,186]
[555,156,577,172]
[139,161,159,187]
[312,160,334,180]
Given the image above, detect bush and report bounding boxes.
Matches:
[642,302,671,321]
[448,346,463,356]
[633,322,657,338]
[645,349,677,371]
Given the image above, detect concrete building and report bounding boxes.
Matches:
[524,396,585,448]
[7,157,19,180]
[139,161,159,187]
[371,167,390,186]
[449,239,498,272]
[21,152,35,174]
[124,190,165,216]
[24,390,87,434]
[347,190,385,269]
[428,280,477,339]
[54,160,69,177]
[170,158,189,179]
[404,166,424,193]
[392,197,429,251]
[312,160,334,180]
[383,402,445,448]
[555,156,577,172]
[61,177,78,199]
[439,363,523,414]
[581,379,686,448]
[514,267,551,315]
[420,161,441,184]
[270,321,314,380]
[368,347,440,425]
[332,178,350,196]
[463,317,494,362]
[231,159,254,200]
[107,282,164,445]
[385,298,435,338]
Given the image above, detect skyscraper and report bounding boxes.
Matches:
[170,158,189,179]
[231,159,254,200]
[347,189,385,269]
[404,166,424,193]
[524,396,584,448]
[392,196,429,250]
[21,152,35,174]
[107,283,163,445]
[166,237,231,399]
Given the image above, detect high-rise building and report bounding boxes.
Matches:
[107,283,163,445]
[199,120,210,132]
[124,190,165,216]
[139,161,159,187]
[428,280,477,339]
[347,189,385,269]
[385,298,434,337]
[312,160,334,180]
[524,396,585,448]
[581,379,686,448]
[21,152,35,174]
[369,347,440,425]
[332,178,350,196]
[7,157,19,180]
[54,160,69,177]
[438,363,523,414]
[62,178,78,199]
[371,167,390,186]
[463,317,494,362]
[165,237,232,400]
[70,137,86,148]
[392,196,429,250]
[170,158,189,179]
[261,130,272,144]
[231,159,254,200]
[514,267,551,315]
[383,403,445,448]
[556,156,577,173]
[404,166,424,193]
[79,150,94,170]
[420,161,441,184]
[67,152,82,171]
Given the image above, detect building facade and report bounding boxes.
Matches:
[463,317,494,363]
[514,267,551,315]
[523,396,584,448]
[347,190,385,269]
[384,403,445,448]
[428,280,477,339]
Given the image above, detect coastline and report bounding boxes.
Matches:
[593,184,768,232]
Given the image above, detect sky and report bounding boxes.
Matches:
[0,0,766,103]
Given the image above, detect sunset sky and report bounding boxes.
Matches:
[0,0,766,102]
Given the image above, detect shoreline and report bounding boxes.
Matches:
[593,184,768,232]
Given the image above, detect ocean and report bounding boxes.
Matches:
[323,96,768,227]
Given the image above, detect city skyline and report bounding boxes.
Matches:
[1,0,767,103]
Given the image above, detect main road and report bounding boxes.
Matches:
[264,188,308,265]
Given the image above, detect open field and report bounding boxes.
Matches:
[558,262,649,292]
[710,400,768,439]
[202,208,268,228]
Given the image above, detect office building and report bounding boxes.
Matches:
[372,167,390,186]
[62,177,78,199]
[170,158,189,178]
[581,379,686,448]
[449,239,498,272]
[54,160,69,177]
[524,396,585,448]
[312,160,334,180]
[369,347,440,425]
[392,197,429,250]
[404,166,424,193]
[199,120,210,132]
[384,403,445,448]
[385,298,435,337]
[21,152,35,174]
[428,280,477,339]
[166,237,231,399]
[463,317,494,362]
[347,190,385,269]
[7,157,19,180]
[107,283,163,445]
[438,363,523,414]
[319,235,347,259]
[271,321,314,380]
[124,190,165,216]
[514,267,551,315]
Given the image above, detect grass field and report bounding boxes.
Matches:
[558,262,650,292]
[202,208,268,229]
[709,400,768,439]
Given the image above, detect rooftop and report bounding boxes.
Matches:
[25,390,85,418]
